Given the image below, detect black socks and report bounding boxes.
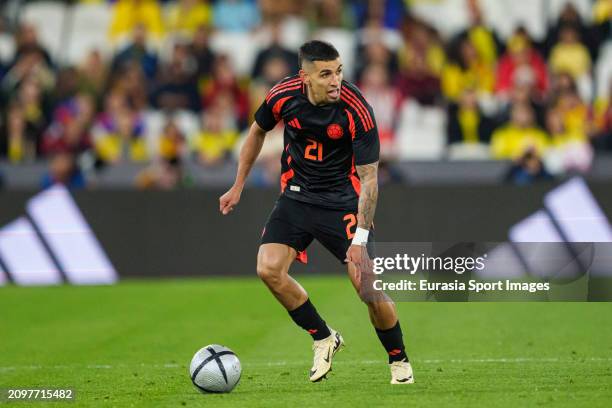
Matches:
[376,321,409,363]
[288,298,331,341]
[289,299,408,363]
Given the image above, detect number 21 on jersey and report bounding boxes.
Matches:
[304,138,323,161]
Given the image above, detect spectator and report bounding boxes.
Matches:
[111,24,158,82]
[151,42,200,111]
[495,28,548,99]
[593,82,612,150]
[251,23,299,81]
[212,0,261,33]
[355,40,398,85]
[10,23,53,69]
[396,18,444,105]
[248,55,292,123]
[110,62,149,111]
[546,3,596,59]
[546,107,586,147]
[41,93,95,157]
[593,0,612,25]
[258,0,296,24]
[592,0,612,47]
[201,55,249,128]
[446,88,494,145]
[136,118,187,190]
[166,0,212,38]
[41,152,86,190]
[547,71,578,104]
[5,78,49,161]
[2,24,54,94]
[5,103,31,162]
[491,103,549,160]
[193,91,239,166]
[552,87,590,139]
[190,25,217,80]
[158,119,186,163]
[52,67,80,107]
[310,0,355,29]
[77,50,109,104]
[545,107,592,174]
[353,0,407,30]
[359,63,401,157]
[109,0,164,43]
[496,81,546,130]
[459,0,499,66]
[548,26,592,80]
[92,92,148,164]
[504,148,553,185]
[442,35,495,102]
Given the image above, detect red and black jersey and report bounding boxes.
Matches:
[254,75,380,210]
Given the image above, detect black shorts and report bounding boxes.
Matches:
[261,195,374,264]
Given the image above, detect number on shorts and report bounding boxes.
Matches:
[343,214,357,239]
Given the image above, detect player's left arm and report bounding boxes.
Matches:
[345,97,380,276]
[355,161,379,230]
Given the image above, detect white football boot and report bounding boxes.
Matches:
[389,359,415,384]
[309,329,344,382]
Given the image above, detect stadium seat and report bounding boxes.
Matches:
[0,33,15,63]
[448,143,492,160]
[20,1,68,62]
[395,100,446,160]
[409,0,470,38]
[576,73,594,103]
[278,17,309,51]
[143,110,199,159]
[355,26,403,51]
[66,3,114,65]
[409,0,548,40]
[173,110,200,142]
[93,162,148,187]
[596,41,612,99]
[209,31,258,77]
[479,0,546,40]
[143,110,167,158]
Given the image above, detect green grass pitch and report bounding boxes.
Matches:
[1,276,612,407]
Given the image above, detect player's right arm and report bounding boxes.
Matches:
[219,122,267,215]
[219,76,296,215]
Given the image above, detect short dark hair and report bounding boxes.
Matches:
[298,40,339,68]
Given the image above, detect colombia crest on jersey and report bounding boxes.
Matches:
[254,75,380,210]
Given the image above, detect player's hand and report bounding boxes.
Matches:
[219,185,242,215]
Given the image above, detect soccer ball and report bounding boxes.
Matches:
[189,345,241,393]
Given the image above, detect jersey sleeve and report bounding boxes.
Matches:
[254,99,279,132]
[254,77,300,131]
[352,103,380,166]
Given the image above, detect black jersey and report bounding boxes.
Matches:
[254,75,380,210]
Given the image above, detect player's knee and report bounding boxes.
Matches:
[256,255,286,286]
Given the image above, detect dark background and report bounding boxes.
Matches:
[1,182,611,277]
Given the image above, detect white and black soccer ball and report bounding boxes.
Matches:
[189,345,241,393]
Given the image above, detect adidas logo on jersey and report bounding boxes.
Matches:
[287,118,302,129]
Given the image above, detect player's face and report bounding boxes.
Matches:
[301,58,343,105]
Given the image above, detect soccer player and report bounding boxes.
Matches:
[219,40,414,384]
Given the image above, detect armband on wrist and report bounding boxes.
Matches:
[351,227,369,246]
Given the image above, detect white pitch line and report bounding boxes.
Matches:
[1,357,610,372]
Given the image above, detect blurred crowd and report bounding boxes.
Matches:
[1,0,612,189]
